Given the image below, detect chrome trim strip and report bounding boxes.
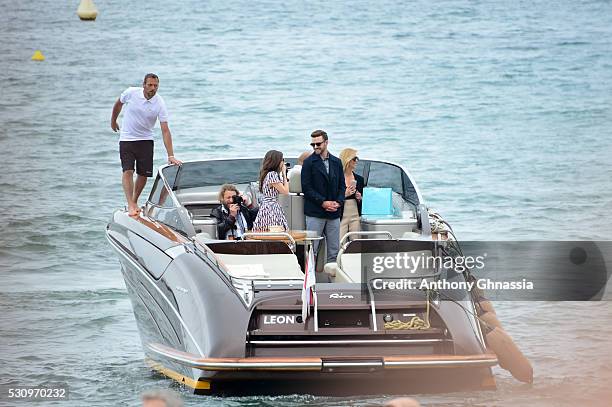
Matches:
[339,231,393,248]
[369,284,378,332]
[106,233,204,356]
[313,290,319,332]
[385,359,497,368]
[147,343,496,371]
[324,361,383,368]
[249,339,447,345]
[147,344,322,370]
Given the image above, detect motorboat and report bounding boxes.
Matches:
[105,157,499,395]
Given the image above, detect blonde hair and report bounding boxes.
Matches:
[339,148,358,172]
[218,184,239,203]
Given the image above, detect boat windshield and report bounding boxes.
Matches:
[166,159,262,190]
[161,158,419,204]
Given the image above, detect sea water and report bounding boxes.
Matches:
[1,0,612,405]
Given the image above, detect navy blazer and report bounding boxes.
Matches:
[301,152,346,219]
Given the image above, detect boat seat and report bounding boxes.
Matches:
[402,231,422,239]
[206,240,303,280]
[192,217,218,238]
[194,232,214,243]
[278,167,305,230]
[214,253,304,280]
[360,193,418,238]
[324,240,436,283]
[244,182,261,208]
[322,264,353,283]
[288,168,302,193]
[177,190,220,219]
[176,189,219,204]
[324,252,362,283]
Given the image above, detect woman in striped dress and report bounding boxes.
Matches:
[252,150,289,232]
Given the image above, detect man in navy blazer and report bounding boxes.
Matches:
[301,129,346,264]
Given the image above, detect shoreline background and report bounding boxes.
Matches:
[1,0,612,405]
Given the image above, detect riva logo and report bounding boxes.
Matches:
[329,292,354,299]
[263,315,297,324]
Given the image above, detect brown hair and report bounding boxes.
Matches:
[143,73,159,84]
[218,184,239,203]
[310,129,328,140]
[259,150,283,192]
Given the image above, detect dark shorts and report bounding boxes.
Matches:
[119,140,154,177]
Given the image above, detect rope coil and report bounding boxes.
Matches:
[383,290,431,330]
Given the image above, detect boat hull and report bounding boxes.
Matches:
[145,342,497,395]
[107,210,497,395]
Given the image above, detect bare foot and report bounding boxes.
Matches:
[127,204,140,217]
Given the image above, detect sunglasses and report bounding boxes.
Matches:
[310,141,326,148]
[352,157,359,162]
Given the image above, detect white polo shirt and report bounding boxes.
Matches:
[119,87,169,141]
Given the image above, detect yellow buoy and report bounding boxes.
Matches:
[77,0,98,21]
[31,50,45,61]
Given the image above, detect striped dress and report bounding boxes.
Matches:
[252,171,288,232]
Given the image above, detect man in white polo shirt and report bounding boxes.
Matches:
[110,73,181,216]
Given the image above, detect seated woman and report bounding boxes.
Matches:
[252,150,289,232]
[211,184,258,240]
[339,148,364,241]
